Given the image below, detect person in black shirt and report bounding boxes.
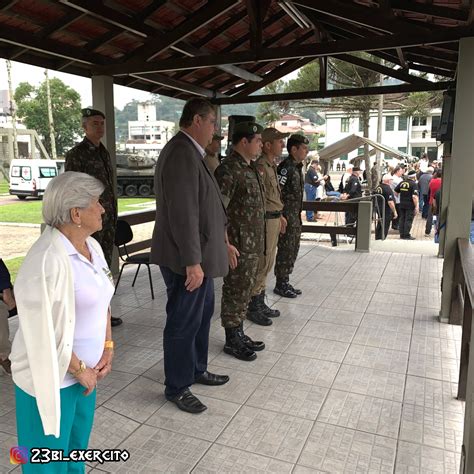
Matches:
[374,174,397,240]
[342,166,362,225]
[394,170,419,240]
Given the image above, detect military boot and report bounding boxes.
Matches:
[238,323,265,351]
[259,291,280,318]
[247,295,272,326]
[273,278,297,298]
[288,283,302,295]
[224,327,257,361]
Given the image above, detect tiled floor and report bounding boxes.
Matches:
[0,243,465,473]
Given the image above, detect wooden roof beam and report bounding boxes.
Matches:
[39,10,85,39]
[213,81,454,105]
[390,0,468,22]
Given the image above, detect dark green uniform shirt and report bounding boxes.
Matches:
[277,156,304,222]
[215,151,265,255]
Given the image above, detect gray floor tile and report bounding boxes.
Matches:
[399,404,464,452]
[112,323,163,350]
[319,293,371,312]
[317,390,402,439]
[344,344,409,374]
[310,307,364,327]
[96,370,138,407]
[0,380,15,417]
[410,335,459,360]
[212,350,281,376]
[361,313,414,334]
[216,406,313,463]
[193,444,294,473]
[255,312,310,336]
[353,326,412,352]
[404,376,463,415]
[0,408,16,436]
[407,353,460,383]
[298,422,397,473]
[417,288,442,309]
[333,364,406,402]
[244,326,297,353]
[269,301,317,320]
[246,376,329,420]
[89,406,140,451]
[394,441,460,473]
[114,425,210,473]
[285,335,349,363]
[111,343,163,375]
[292,465,328,473]
[146,396,240,442]
[120,307,167,328]
[268,354,340,388]
[365,301,415,319]
[376,282,418,296]
[103,376,166,423]
[0,431,19,472]
[299,320,357,343]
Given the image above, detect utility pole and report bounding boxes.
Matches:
[6,59,19,161]
[44,69,57,159]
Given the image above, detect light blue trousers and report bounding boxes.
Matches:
[15,383,96,473]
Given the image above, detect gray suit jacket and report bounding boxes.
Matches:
[151,131,229,278]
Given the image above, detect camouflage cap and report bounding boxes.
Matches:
[261,127,289,143]
[212,133,224,141]
[232,121,264,139]
[81,108,105,119]
[287,134,309,149]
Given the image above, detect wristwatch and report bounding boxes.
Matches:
[73,360,86,377]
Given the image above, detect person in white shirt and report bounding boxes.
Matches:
[390,165,405,230]
[10,171,115,472]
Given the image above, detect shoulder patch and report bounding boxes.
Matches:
[280,168,287,176]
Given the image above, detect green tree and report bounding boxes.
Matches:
[14,78,82,157]
[256,80,289,125]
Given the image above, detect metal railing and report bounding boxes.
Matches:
[454,238,474,473]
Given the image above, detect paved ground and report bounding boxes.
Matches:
[0,242,464,473]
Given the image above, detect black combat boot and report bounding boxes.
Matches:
[224,327,257,361]
[247,295,272,326]
[273,278,297,298]
[288,283,302,295]
[238,323,265,351]
[259,291,280,318]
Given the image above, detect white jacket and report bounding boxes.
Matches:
[10,226,104,438]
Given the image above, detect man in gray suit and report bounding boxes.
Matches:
[151,98,236,413]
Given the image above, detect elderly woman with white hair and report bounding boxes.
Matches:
[10,171,115,472]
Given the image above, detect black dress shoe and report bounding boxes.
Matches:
[111,317,123,327]
[166,389,207,414]
[288,284,302,295]
[195,371,229,386]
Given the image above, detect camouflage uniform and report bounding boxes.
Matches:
[65,137,117,266]
[274,156,304,280]
[215,150,265,329]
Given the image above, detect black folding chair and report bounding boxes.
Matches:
[114,219,155,299]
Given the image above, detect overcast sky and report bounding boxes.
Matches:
[1,59,154,110]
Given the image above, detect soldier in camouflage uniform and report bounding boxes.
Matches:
[65,108,121,326]
[214,121,266,361]
[274,134,309,298]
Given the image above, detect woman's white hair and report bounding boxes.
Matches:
[42,171,105,227]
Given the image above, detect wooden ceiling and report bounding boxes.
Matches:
[0,0,471,103]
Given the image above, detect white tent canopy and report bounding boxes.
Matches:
[318,134,413,162]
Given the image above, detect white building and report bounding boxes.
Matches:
[324,108,442,168]
[126,102,175,155]
[272,113,321,136]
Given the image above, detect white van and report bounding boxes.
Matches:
[9,159,60,200]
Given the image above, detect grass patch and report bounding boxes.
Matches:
[0,198,155,224]
[3,256,25,283]
[0,179,8,194]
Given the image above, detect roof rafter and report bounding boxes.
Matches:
[390,0,468,21]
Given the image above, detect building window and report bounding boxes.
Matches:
[358,117,363,132]
[281,122,287,126]
[411,146,425,158]
[357,147,364,156]
[412,116,427,126]
[385,116,395,131]
[398,146,407,153]
[398,116,408,131]
[427,146,438,161]
[341,118,350,133]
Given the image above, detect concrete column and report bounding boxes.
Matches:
[356,201,372,252]
[440,37,474,322]
[438,142,452,258]
[91,75,119,274]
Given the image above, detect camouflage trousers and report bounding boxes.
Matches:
[220,252,259,329]
[92,215,116,267]
[274,217,301,280]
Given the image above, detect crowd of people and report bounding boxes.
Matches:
[1,98,472,471]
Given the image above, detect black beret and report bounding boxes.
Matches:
[81,108,105,119]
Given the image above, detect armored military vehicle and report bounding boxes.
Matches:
[116,153,157,197]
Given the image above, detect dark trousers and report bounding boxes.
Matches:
[376,209,392,240]
[399,208,415,238]
[304,184,317,221]
[392,203,400,229]
[160,266,215,398]
[421,194,430,218]
[425,206,434,235]
[0,259,12,292]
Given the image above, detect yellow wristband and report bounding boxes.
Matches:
[104,340,114,349]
